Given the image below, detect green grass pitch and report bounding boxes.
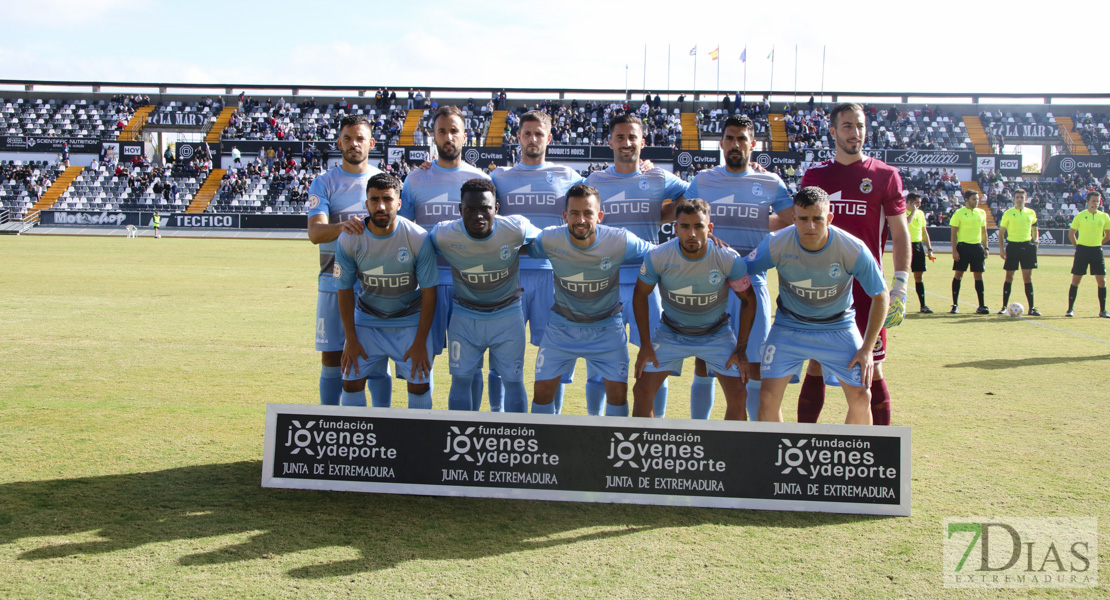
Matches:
[1,235,1107,599]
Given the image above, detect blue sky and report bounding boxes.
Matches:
[0,0,1099,99]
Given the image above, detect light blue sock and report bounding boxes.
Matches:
[487,369,504,412]
[653,380,669,418]
[553,383,566,415]
[319,365,343,406]
[690,375,716,419]
[408,390,432,409]
[340,389,366,407]
[503,380,528,413]
[605,401,629,417]
[746,380,762,421]
[470,370,485,411]
[585,376,606,416]
[367,371,392,409]
[531,400,556,414]
[448,375,473,411]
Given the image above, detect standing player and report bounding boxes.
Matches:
[998,188,1041,316]
[1066,191,1110,318]
[633,198,755,419]
[949,189,991,314]
[906,192,935,313]
[400,106,493,408]
[307,114,391,407]
[526,184,654,416]
[429,179,538,412]
[747,187,889,425]
[335,173,437,409]
[587,114,689,417]
[492,111,585,413]
[796,102,910,426]
[684,115,793,420]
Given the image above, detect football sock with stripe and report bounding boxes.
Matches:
[797,374,825,423]
[407,390,432,409]
[340,389,366,407]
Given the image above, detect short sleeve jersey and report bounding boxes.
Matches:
[587,165,689,246]
[907,209,926,243]
[429,215,540,319]
[399,162,491,283]
[306,164,383,291]
[491,162,585,270]
[950,207,987,244]
[526,224,653,326]
[999,207,1037,242]
[799,157,905,265]
[686,166,793,254]
[333,217,437,328]
[639,239,748,335]
[1070,209,1110,247]
[745,225,886,331]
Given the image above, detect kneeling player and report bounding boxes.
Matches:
[633,198,755,419]
[746,187,888,424]
[336,174,438,408]
[526,184,653,416]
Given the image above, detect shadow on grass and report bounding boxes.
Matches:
[944,352,1110,370]
[0,461,883,577]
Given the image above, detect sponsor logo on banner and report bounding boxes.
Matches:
[464,148,480,164]
[387,148,404,163]
[1060,157,1076,173]
[121,144,142,157]
[988,123,1061,140]
[147,111,207,128]
[178,144,195,160]
[605,431,727,492]
[757,153,772,168]
[2,136,103,153]
[768,435,899,501]
[48,211,128,226]
[1000,159,1019,171]
[978,157,996,171]
[170,214,238,228]
[279,416,397,479]
[887,150,968,166]
[676,152,693,168]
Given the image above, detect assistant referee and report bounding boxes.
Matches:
[1066,190,1110,318]
[998,188,1040,316]
[949,189,990,314]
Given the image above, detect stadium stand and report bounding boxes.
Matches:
[0,160,66,218]
[2,97,136,138]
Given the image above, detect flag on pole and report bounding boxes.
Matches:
[709,47,719,60]
[689,45,697,56]
[739,47,747,63]
[767,48,774,60]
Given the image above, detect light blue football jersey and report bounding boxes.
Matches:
[399,162,491,284]
[639,239,747,335]
[687,166,793,255]
[306,165,382,292]
[333,217,439,328]
[586,165,689,246]
[744,225,885,331]
[491,162,585,270]
[526,224,653,326]
[429,215,539,319]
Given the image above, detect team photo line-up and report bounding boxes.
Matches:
[306,103,1110,424]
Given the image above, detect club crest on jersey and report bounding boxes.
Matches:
[708,269,723,286]
[860,178,873,194]
[638,177,649,191]
[639,263,647,276]
[307,194,321,209]
[397,247,411,263]
[600,257,612,271]
[545,172,555,184]
[747,249,758,261]
[332,262,342,278]
[828,263,843,279]
[751,182,763,197]
[499,245,512,261]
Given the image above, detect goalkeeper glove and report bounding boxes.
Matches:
[884,271,909,328]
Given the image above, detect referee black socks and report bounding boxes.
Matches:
[974,279,985,307]
[1025,282,1035,309]
[916,281,926,307]
[1002,281,1012,306]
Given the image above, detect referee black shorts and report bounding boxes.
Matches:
[911,241,928,272]
[1003,240,1038,271]
[953,242,986,273]
[1072,245,1107,276]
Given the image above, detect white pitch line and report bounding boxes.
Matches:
[921,291,1110,346]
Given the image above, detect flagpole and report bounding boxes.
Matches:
[643,44,647,91]
[769,45,775,103]
[794,44,798,104]
[743,45,747,96]
[716,43,721,96]
[821,45,826,102]
[693,47,698,93]
[667,44,671,100]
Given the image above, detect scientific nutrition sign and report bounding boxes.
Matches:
[262,405,910,516]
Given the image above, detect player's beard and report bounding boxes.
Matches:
[725,151,748,170]
[342,148,365,166]
[836,136,862,155]
[682,238,704,255]
[438,143,460,162]
[523,144,544,160]
[570,223,595,241]
[370,212,394,229]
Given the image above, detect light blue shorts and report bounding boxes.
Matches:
[447,308,526,382]
[729,276,773,364]
[345,324,433,384]
[520,268,555,346]
[642,325,742,377]
[536,318,629,383]
[315,290,345,352]
[759,324,864,387]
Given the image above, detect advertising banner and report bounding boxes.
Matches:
[2,136,103,153]
[987,121,1060,141]
[263,405,911,516]
[672,150,720,171]
[1042,155,1107,178]
[146,110,210,129]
